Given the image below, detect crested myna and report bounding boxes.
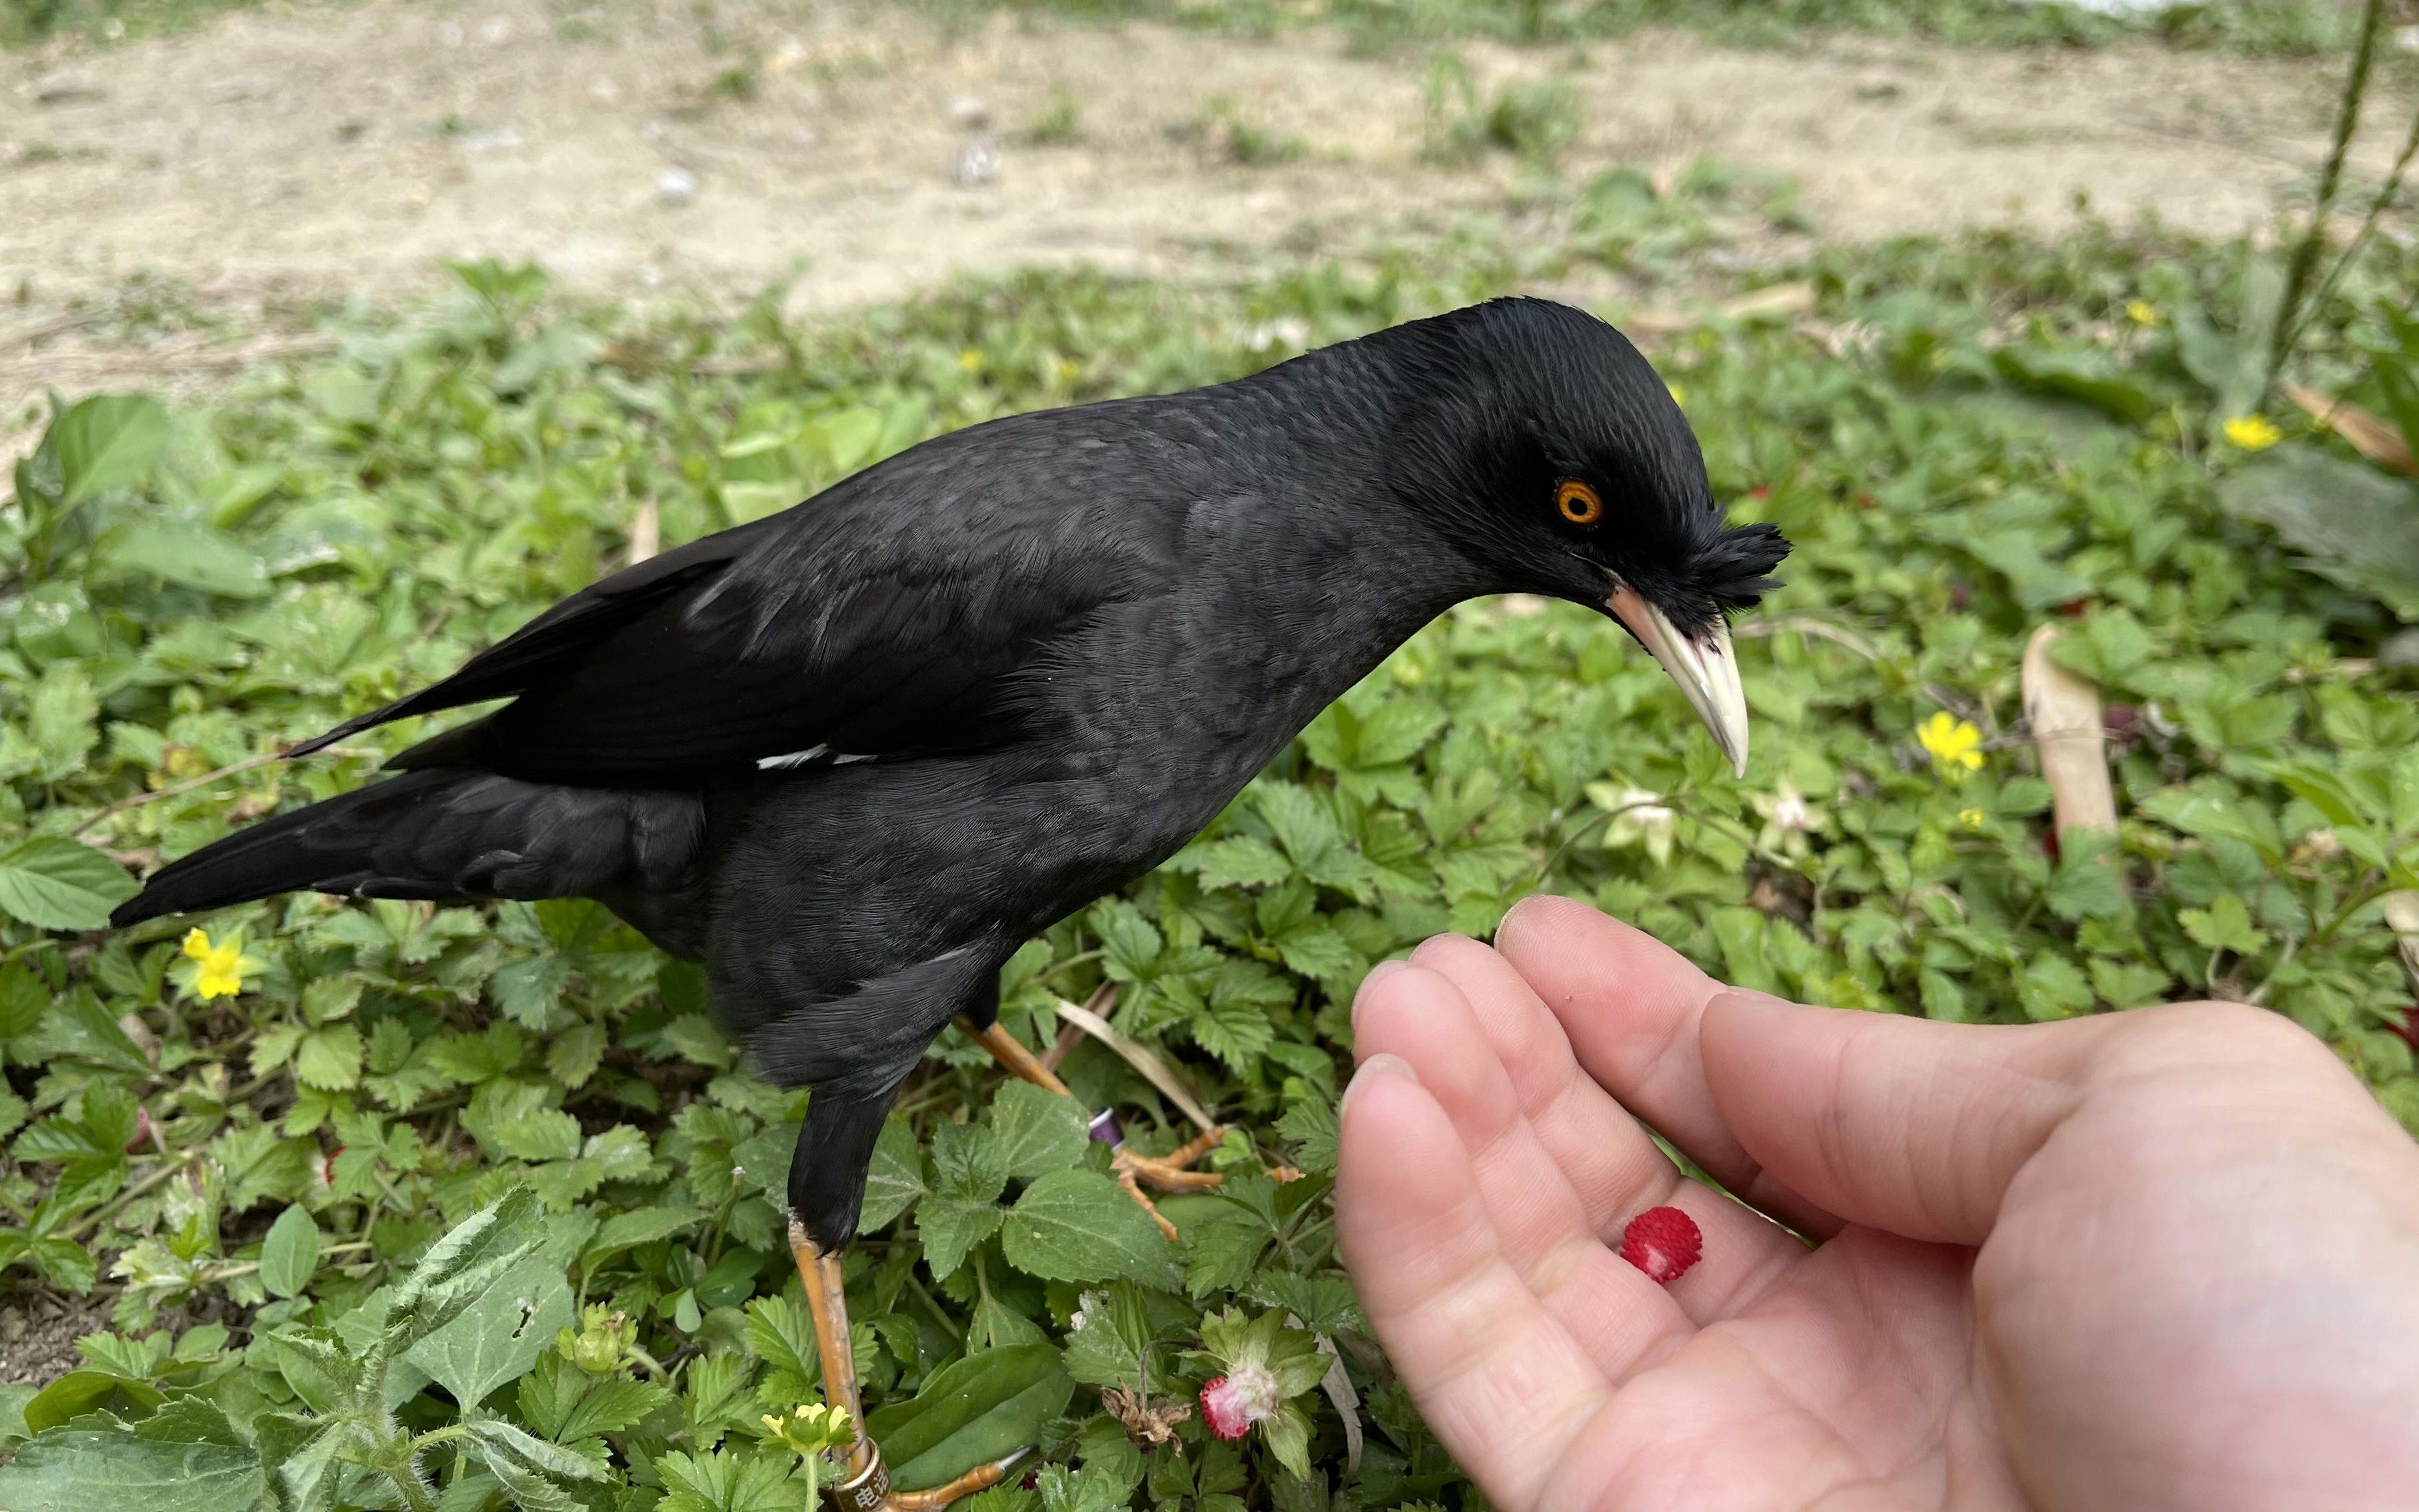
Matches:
[113,297,1789,1507]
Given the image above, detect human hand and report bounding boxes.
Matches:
[1335,895,2419,1512]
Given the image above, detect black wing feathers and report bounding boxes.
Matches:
[293,434,1179,787]
[286,525,760,759]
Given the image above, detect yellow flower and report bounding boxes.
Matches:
[762,1403,855,1457]
[1958,807,1986,829]
[1917,712,1984,775]
[956,348,985,375]
[181,927,253,1001]
[1666,382,1687,409]
[2222,414,2282,451]
[2124,299,2157,327]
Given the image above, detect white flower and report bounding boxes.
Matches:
[1588,783,1678,867]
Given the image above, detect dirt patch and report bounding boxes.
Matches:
[1,1,2408,403]
[0,1287,111,1387]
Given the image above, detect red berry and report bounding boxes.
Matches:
[1619,1205,1702,1285]
[1199,1376,1248,1440]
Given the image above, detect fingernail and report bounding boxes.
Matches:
[1495,892,1572,951]
[1340,1052,1417,1118]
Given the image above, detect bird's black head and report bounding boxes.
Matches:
[1360,297,1791,772]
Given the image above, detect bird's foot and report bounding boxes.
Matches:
[820,1442,1028,1511]
[1109,1126,1302,1240]
[793,1218,1034,1511]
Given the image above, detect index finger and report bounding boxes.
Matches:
[1335,1054,1621,1512]
[1494,894,1840,1237]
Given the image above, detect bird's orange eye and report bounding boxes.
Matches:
[1556,479,1604,527]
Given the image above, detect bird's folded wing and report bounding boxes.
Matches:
[301,519,1158,786]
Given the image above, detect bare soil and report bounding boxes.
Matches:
[1,0,2409,411]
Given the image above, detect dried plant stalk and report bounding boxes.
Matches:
[2022,625,2118,837]
[2384,892,2419,996]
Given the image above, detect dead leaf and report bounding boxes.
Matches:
[2283,382,2415,477]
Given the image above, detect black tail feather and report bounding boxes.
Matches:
[111,771,703,930]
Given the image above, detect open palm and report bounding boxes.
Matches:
[1335,896,2419,1512]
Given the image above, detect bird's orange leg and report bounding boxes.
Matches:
[791,1221,1023,1510]
[952,1017,1300,1242]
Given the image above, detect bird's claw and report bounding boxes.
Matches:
[823,1443,1028,1511]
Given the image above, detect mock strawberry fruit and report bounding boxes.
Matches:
[1199,1363,1280,1440]
[1619,1205,1702,1285]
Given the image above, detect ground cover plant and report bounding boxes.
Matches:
[3,179,2418,1510]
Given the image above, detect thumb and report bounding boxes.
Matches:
[1698,992,2096,1245]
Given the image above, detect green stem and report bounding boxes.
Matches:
[2309,876,2394,949]
[2264,0,2390,405]
[2288,102,2419,361]
[63,1148,202,1240]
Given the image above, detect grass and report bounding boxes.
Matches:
[3,149,2419,1512]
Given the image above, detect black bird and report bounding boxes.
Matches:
[113,297,1787,1508]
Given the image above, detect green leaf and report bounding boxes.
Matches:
[403,1257,575,1409]
[386,1189,545,1349]
[0,839,138,932]
[555,1374,674,1441]
[259,1204,321,1300]
[1001,1170,1181,1289]
[2215,449,2419,617]
[20,1371,162,1435]
[581,1205,705,1267]
[103,523,269,599]
[291,1025,363,1091]
[742,1293,820,1400]
[0,1429,261,1512]
[1191,838,1295,892]
[859,1115,925,1231]
[928,1119,1008,1204]
[2179,893,2267,955]
[989,1081,1089,1181]
[1274,1098,1338,1177]
[864,1344,1074,1494]
[459,1416,609,1512]
[915,1195,1004,1280]
[50,394,169,507]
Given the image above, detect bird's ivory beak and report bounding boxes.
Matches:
[1608,582,1750,777]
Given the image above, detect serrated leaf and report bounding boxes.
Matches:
[460,1415,613,1501]
[259,1205,321,1300]
[859,1114,925,1231]
[1192,837,1295,892]
[1274,1098,1338,1177]
[2179,893,2266,955]
[1001,1170,1180,1288]
[989,1081,1089,1181]
[557,1374,673,1441]
[915,1194,1004,1280]
[0,1429,261,1512]
[0,839,137,932]
[403,1257,575,1409]
[387,1189,544,1349]
[291,1025,362,1091]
